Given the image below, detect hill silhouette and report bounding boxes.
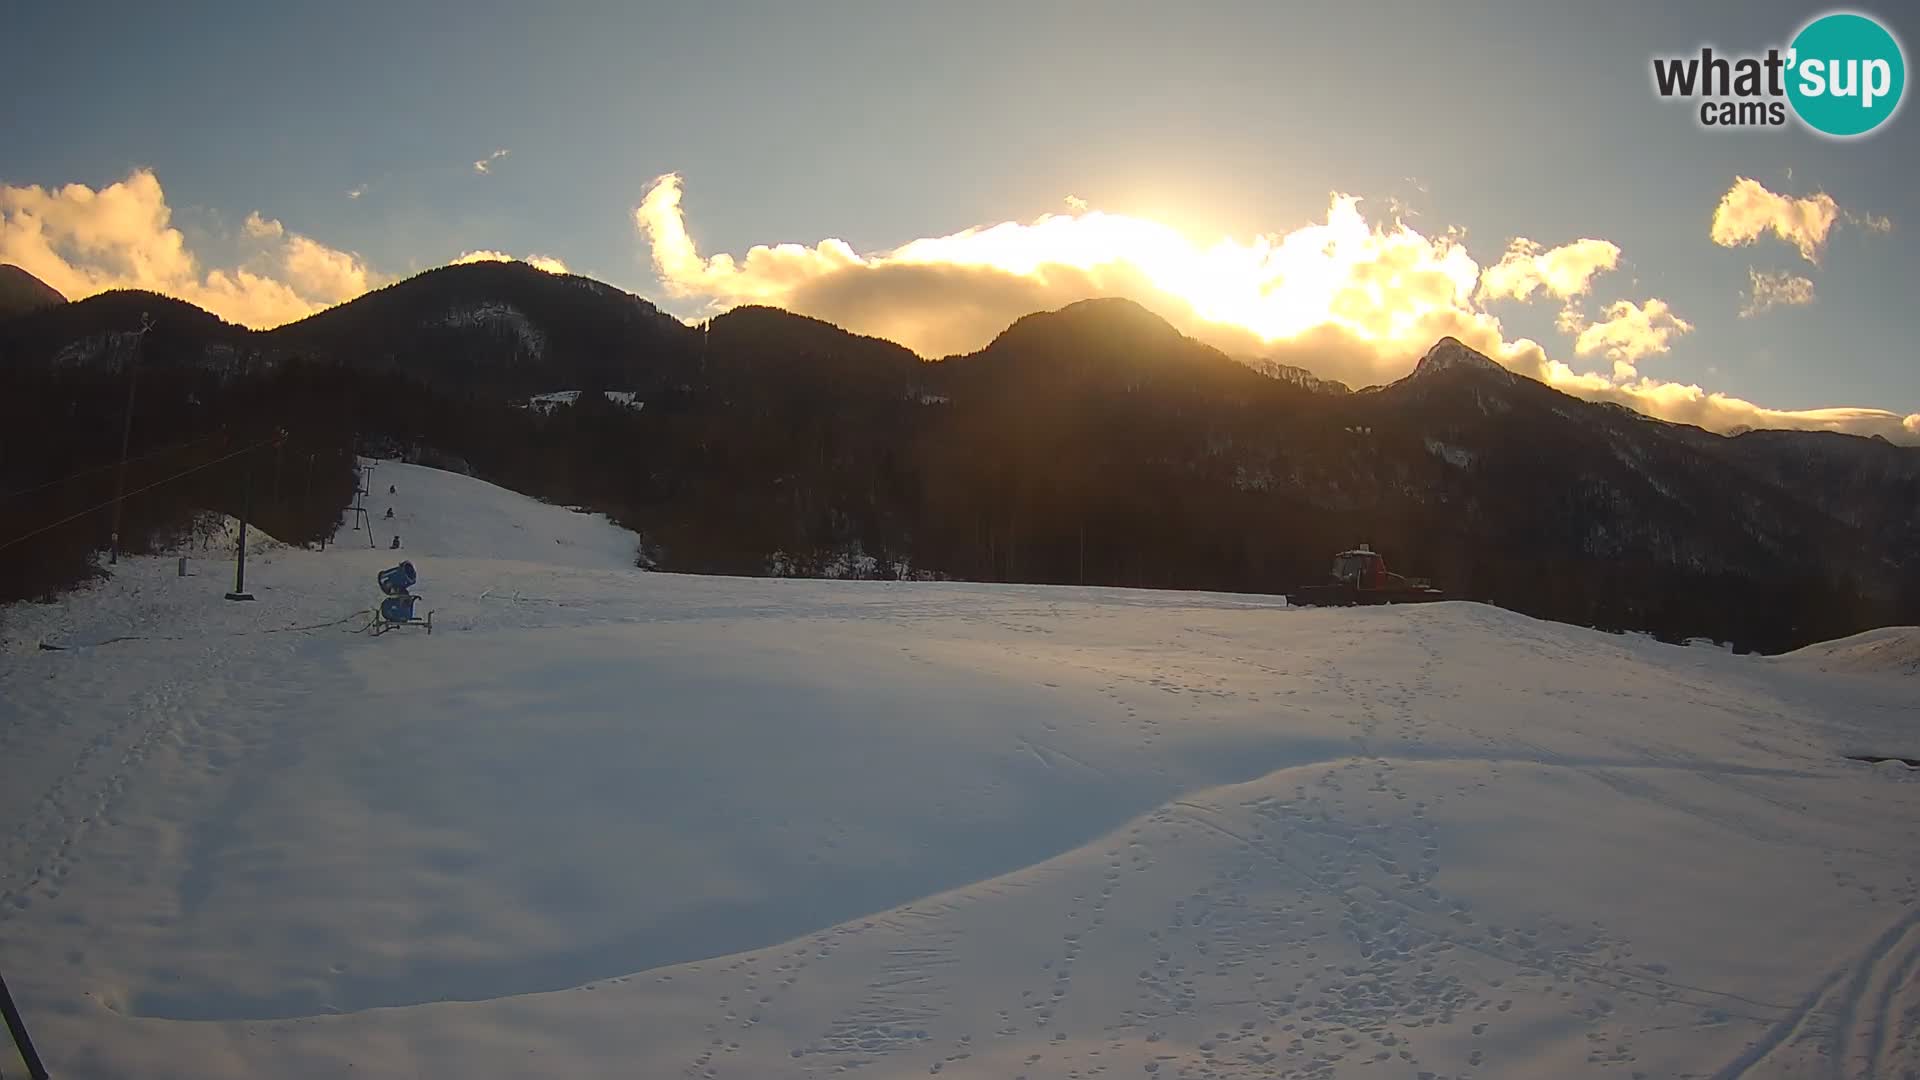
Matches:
[2,263,1913,650]
[0,264,67,322]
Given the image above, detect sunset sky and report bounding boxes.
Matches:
[3,1,1915,438]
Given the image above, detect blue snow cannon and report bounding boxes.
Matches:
[369,560,430,635]
[380,593,420,623]
[377,561,417,597]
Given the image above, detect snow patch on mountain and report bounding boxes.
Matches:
[1244,357,1352,394]
[438,302,548,359]
[1423,436,1475,468]
[1410,337,1514,380]
[518,390,646,414]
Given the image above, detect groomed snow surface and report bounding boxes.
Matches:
[2,461,1916,1079]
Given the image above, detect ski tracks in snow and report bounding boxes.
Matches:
[0,639,226,920]
[0,618,327,1010]
[1708,905,1920,1080]
[1846,909,1920,1079]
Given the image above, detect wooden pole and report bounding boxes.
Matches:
[225,461,255,601]
[0,965,50,1080]
[106,314,153,565]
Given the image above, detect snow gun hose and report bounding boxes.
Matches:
[0,965,50,1079]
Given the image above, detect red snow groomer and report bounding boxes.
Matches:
[1286,544,1446,607]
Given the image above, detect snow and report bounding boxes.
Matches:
[1774,625,1920,679]
[1408,338,1513,382]
[520,390,645,414]
[173,511,288,556]
[343,461,637,568]
[1423,437,1475,469]
[2,462,1917,1079]
[439,302,547,358]
[1243,358,1350,395]
[525,388,584,409]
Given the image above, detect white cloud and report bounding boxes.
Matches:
[243,211,284,239]
[473,148,510,175]
[451,249,569,275]
[0,168,387,328]
[1740,269,1815,318]
[1569,298,1693,379]
[346,184,367,201]
[1564,377,1920,445]
[638,172,1916,442]
[1850,211,1893,233]
[1710,177,1844,264]
[1476,237,1621,303]
[1064,195,1088,213]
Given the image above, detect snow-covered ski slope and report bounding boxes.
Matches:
[1,461,1916,1080]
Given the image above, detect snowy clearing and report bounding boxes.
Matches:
[2,461,1916,1079]
[518,390,645,414]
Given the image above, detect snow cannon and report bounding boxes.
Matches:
[366,560,432,636]
[380,594,420,624]
[377,561,417,597]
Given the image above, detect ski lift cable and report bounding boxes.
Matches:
[35,610,373,651]
[0,437,277,553]
[0,430,227,503]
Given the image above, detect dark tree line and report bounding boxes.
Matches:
[1,363,360,603]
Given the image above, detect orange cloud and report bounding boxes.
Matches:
[1476,237,1621,303]
[1710,178,1841,264]
[1568,298,1695,378]
[451,249,570,275]
[637,173,1918,443]
[0,169,387,328]
[638,171,1503,385]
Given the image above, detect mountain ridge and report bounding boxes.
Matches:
[2,262,1914,650]
[0,264,68,322]
[5,262,1906,450]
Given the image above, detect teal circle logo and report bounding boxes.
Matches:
[1787,12,1906,137]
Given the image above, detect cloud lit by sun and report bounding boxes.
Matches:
[637,172,1504,371]
[1,166,1909,443]
[0,169,388,329]
[452,249,570,275]
[636,173,1915,442]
